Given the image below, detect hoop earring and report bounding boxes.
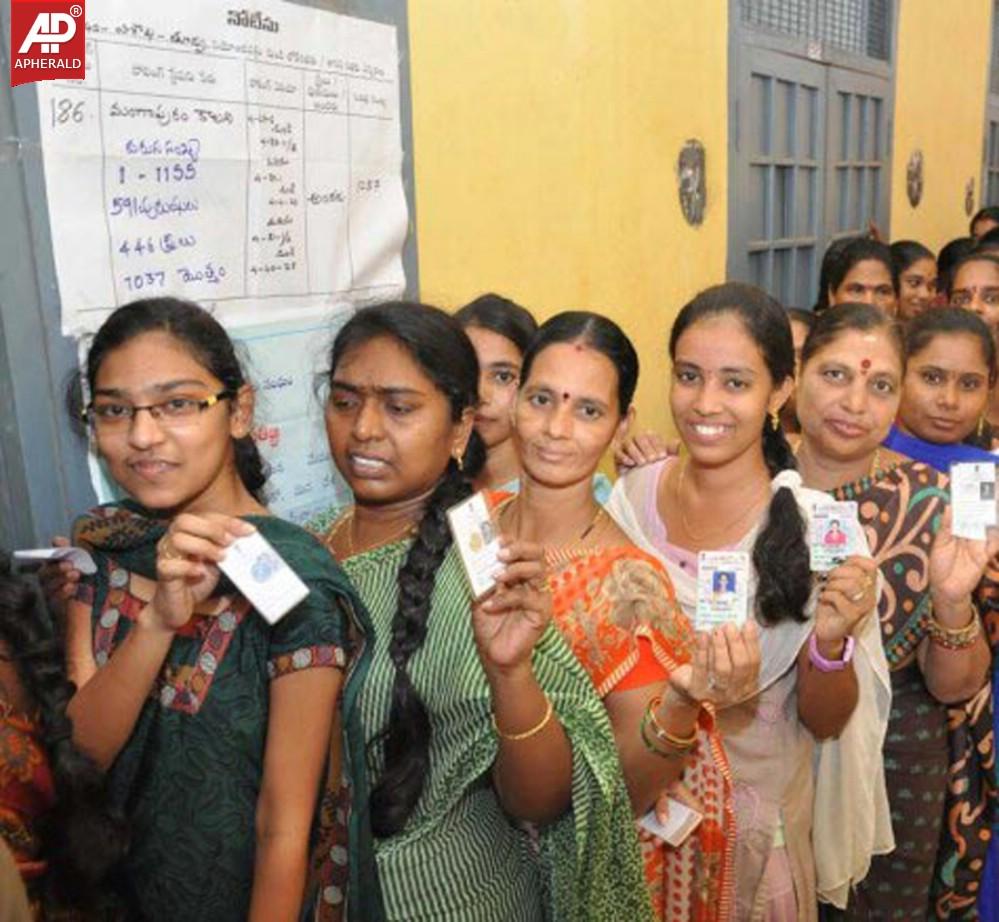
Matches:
[770,409,781,432]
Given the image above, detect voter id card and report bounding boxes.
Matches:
[809,500,865,572]
[694,551,750,630]
[447,492,505,599]
[950,462,998,540]
[217,530,309,625]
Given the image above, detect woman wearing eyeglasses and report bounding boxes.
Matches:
[61,297,366,922]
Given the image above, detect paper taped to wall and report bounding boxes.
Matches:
[36,0,407,336]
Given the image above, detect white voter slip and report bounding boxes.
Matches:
[809,500,865,571]
[13,546,97,575]
[639,799,704,847]
[217,530,309,624]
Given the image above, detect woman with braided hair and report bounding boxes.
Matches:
[315,301,651,922]
[607,284,892,921]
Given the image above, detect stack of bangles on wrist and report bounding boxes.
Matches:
[640,695,698,759]
[492,695,554,741]
[927,606,981,651]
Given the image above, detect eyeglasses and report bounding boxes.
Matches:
[82,390,233,428]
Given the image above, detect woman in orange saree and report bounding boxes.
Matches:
[498,311,761,921]
[543,542,736,921]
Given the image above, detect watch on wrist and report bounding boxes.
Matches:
[808,632,855,672]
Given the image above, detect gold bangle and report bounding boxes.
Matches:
[644,695,698,750]
[492,695,553,741]
[640,713,684,758]
[640,709,695,758]
[928,608,981,650]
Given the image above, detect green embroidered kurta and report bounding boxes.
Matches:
[74,505,361,922]
[338,538,652,922]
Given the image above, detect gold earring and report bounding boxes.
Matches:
[978,415,986,438]
[770,409,781,432]
[453,450,464,472]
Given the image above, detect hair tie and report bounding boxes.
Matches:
[771,469,803,494]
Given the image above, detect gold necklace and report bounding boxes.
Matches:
[503,496,607,555]
[675,457,770,545]
[565,505,606,549]
[794,442,882,482]
[330,508,416,558]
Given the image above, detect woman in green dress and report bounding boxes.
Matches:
[314,301,650,922]
[64,298,360,922]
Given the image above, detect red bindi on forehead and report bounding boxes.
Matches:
[860,358,871,374]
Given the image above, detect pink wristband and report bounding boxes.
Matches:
[808,633,855,672]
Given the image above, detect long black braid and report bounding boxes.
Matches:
[670,283,811,624]
[755,417,811,624]
[326,302,485,838]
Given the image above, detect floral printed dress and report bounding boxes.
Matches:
[545,541,735,922]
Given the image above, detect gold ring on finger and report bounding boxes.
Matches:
[849,589,865,603]
[158,542,183,561]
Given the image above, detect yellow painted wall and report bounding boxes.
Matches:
[890,0,992,252]
[407,0,729,437]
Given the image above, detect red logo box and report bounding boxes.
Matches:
[10,0,85,88]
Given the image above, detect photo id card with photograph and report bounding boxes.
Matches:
[695,550,750,630]
[950,462,998,540]
[447,492,505,599]
[809,500,864,572]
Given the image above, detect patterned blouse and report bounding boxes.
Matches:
[829,460,996,919]
[74,507,352,922]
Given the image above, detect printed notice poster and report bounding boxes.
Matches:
[37,0,408,524]
[36,0,408,336]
